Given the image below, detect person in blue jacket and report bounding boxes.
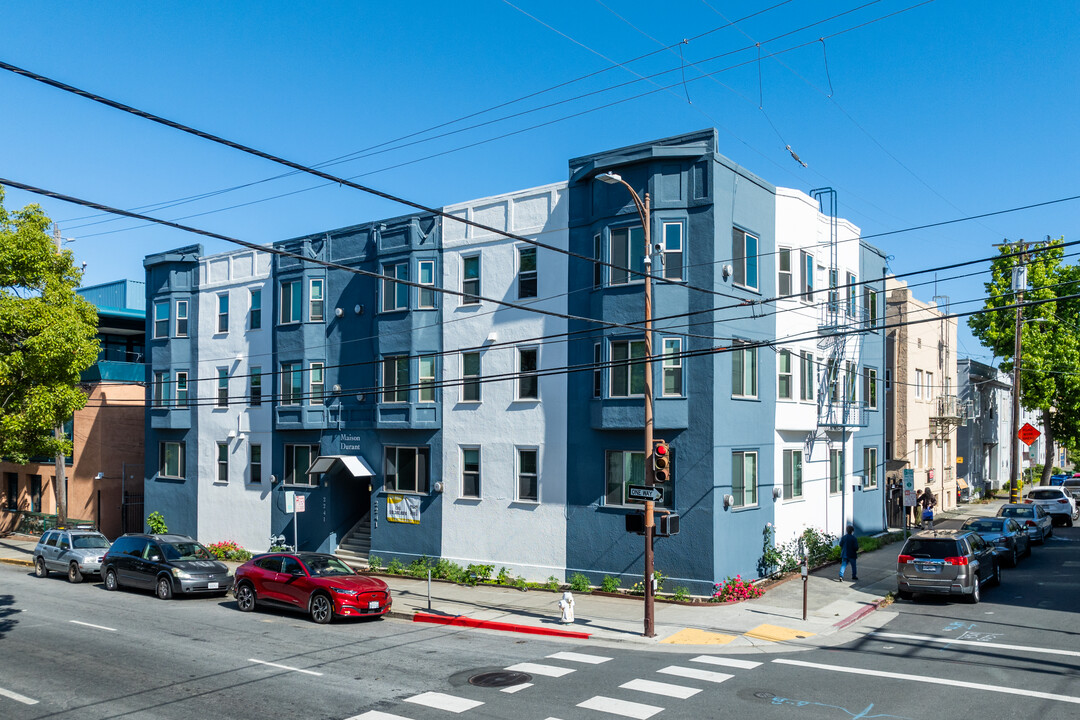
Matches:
[838,525,859,582]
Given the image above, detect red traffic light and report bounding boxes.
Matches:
[655,443,668,456]
[653,440,670,482]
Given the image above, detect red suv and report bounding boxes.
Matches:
[233,552,391,624]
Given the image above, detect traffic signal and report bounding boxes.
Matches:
[656,513,680,537]
[653,439,670,483]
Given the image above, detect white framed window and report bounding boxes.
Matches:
[461,352,481,402]
[828,269,840,313]
[845,361,857,402]
[418,355,436,403]
[382,356,409,403]
[925,371,934,400]
[783,449,802,499]
[249,289,262,330]
[517,347,539,400]
[249,444,262,484]
[462,255,481,304]
[418,260,436,309]
[153,371,169,407]
[216,442,229,483]
[732,450,758,507]
[829,449,843,494]
[383,263,408,312]
[280,280,301,324]
[250,367,262,406]
[175,300,188,337]
[605,450,672,508]
[827,358,841,402]
[801,250,814,301]
[662,222,683,280]
[517,246,537,299]
[800,351,814,401]
[863,447,879,489]
[610,339,645,397]
[516,448,539,503]
[863,287,878,328]
[309,279,324,322]
[461,446,481,499]
[915,369,923,399]
[154,301,169,339]
[609,225,645,285]
[217,368,229,407]
[309,362,325,405]
[778,349,793,400]
[732,344,757,398]
[732,228,758,290]
[175,372,188,407]
[864,367,878,410]
[217,293,229,333]
[593,343,602,398]
[846,272,857,317]
[281,362,301,406]
[915,439,923,468]
[385,446,429,493]
[662,338,683,396]
[284,444,319,486]
[778,247,792,296]
[159,441,185,479]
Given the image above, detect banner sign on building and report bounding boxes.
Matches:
[387,494,420,524]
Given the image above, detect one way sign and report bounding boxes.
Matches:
[627,484,664,503]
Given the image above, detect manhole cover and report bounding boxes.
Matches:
[469,671,532,688]
[754,691,775,700]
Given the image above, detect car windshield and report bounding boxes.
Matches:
[1028,490,1063,500]
[902,539,960,559]
[304,556,355,577]
[72,534,110,549]
[963,520,1005,533]
[161,542,213,561]
[1000,506,1034,518]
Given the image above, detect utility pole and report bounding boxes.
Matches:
[52,223,70,526]
[995,239,1027,504]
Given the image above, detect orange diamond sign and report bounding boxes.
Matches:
[1018,422,1041,446]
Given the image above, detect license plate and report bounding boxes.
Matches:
[368,601,380,609]
[208,582,219,589]
[917,564,940,573]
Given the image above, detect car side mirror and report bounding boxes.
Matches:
[149,555,162,563]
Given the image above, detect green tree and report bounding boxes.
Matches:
[0,187,100,523]
[968,238,1080,484]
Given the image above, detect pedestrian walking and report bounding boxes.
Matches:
[838,525,859,582]
[920,490,936,530]
[911,489,924,527]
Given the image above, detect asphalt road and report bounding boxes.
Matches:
[1,522,1077,720]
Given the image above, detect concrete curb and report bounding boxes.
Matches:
[0,557,33,568]
[833,596,891,630]
[412,611,592,639]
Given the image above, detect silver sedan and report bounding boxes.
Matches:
[996,504,1053,544]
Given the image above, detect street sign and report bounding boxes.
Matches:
[284,490,295,514]
[902,469,917,507]
[1018,422,1041,446]
[295,495,306,513]
[627,485,664,503]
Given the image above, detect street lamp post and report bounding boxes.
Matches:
[596,171,656,637]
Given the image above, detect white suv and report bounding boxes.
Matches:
[1026,487,1078,527]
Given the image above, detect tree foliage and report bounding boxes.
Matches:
[0,187,99,464]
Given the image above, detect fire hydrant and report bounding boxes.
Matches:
[558,590,575,624]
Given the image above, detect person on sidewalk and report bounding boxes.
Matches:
[838,525,858,582]
[920,491,936,530]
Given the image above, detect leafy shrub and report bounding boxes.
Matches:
[368,555,384,571]
[672,586,691,602]
[758,524,839,577]
[544,576,560,591]
[146,511,168,534]
[514,577,528,590]
[387,558,405,575]
[433,558,468,582]
[407,556,432,578]
[496,567,514,585]
[466,564,494,584]
[711,575,764,602]
[569,573,591,592]
[600,575,621,593]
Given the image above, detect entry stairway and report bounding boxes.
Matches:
[334,514,370,567]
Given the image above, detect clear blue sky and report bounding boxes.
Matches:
[2,1,1078,363]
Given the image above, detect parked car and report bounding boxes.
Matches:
[896,529,1001,603]
[101,534,232,599]
[1062,478,1080,494]
[233,552,391,624]
[33,526,111,583]
[997,503,1053,542]
[960,517,1031,566]
[1025,487,1078,527]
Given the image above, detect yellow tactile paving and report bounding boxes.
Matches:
[660,628,737,645]
[743,624,815,642]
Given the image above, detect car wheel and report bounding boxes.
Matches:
[898,590,914,601]
[236,583,257,612]
[968,577,981,604]
[68,562,83,583]
[34,557,49,578]
[1068,515,1075,528]
[156,576,174,600]
[991,561,1002,586]
[104,568,118,591]
[310,593,333,624]
[1047,525,1054,539]
[1010,547,1019,567]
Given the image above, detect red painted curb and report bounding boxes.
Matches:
[412,612,592,639]
[833,599,883,629]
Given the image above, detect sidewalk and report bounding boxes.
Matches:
[0,499,1005,653]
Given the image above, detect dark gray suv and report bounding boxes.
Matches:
[101,534,232,600]
[896,529,1002,603]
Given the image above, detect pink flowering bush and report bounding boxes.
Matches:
[711,574,764,602]
[207,540,252,561]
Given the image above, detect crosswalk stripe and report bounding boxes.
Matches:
[546,651,613,664]
[501,683,534,694]
[690,655,762,670]
[0,687,38,705]
[657,666,734,684]
[345,711,409,720]
[505,662,575,677]
[404,692,484,713]
[577,695,664,719]
[620,678,702,699]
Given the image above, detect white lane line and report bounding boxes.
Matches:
[501,682,534,694]
[546,651,613,664]
[0,687,38,705]
[773,658,1080,706]
[505,662,575,677]
[657,666,733,684]
[69,620,116,632]
[621,678,702,699]
[869,632,1080,658]
[247,659,323,676]
[404,692,483,713]
[345,712,408,720]
[690,655,761,670]
[577,695,664,719]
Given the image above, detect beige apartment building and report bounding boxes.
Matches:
[885,278,961,512]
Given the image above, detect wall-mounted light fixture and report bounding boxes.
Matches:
[354,304,364,315]
[723,494,735,508]
[773,487,783,500]
[335,307,344,318]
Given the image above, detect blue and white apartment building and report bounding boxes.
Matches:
[144,129,886,594]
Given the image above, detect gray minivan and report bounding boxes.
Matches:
[101,534,232,600]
